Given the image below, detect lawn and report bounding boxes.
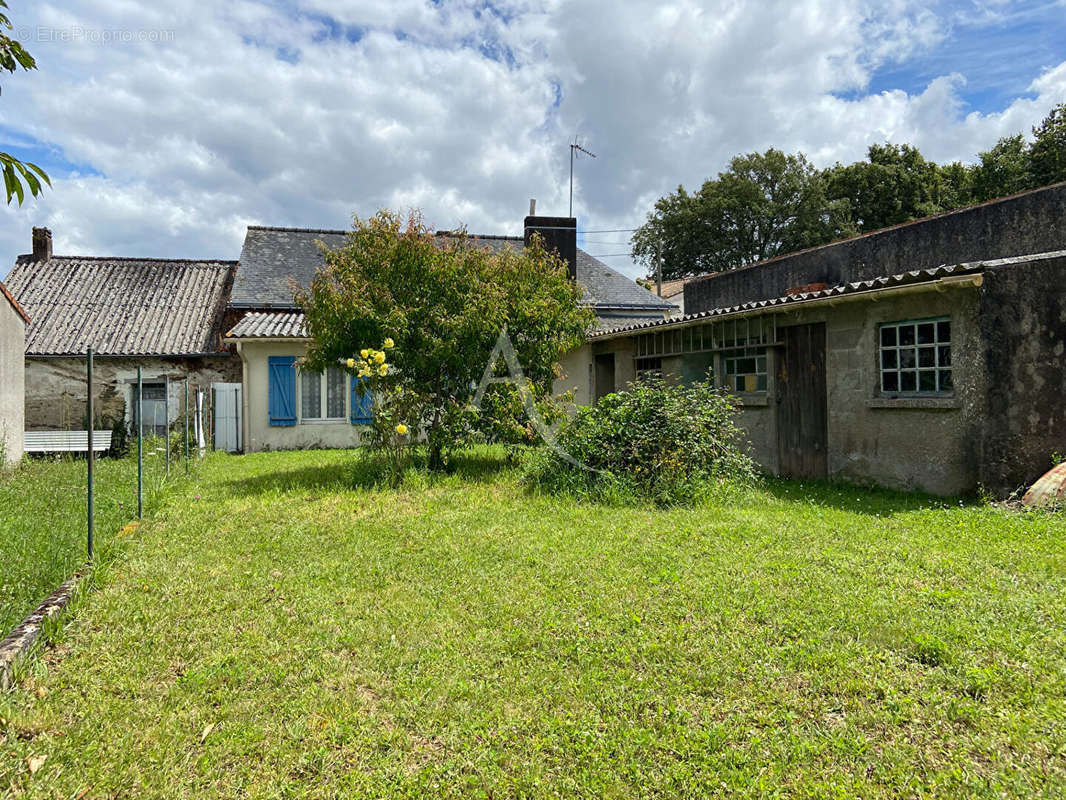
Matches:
[0,446,175,638]
[2,448,1065,798]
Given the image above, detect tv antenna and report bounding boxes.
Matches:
[569,139,596,217]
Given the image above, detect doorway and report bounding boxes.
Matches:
[776,323,828,479]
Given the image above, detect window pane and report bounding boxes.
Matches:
[756,374,767,392]
[882,371,899,392]
[326,368,346,418]
[917,323,935,345]
[881,326,896,347]
[939,369,953,391]
[756,356,766,373]
[938,346,951,367]
[900,371,917,392]
[900,348,916,368]
[881,350,897,369]
[301,370,321,419]
[919,370,937,392]
[900,325,916,346]
[918,347,935,368]
[937,321,950,342]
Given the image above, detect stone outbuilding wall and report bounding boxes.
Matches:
[0,288,26,465]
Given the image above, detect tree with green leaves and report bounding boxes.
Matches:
[296,211,593,470]
[1029,103,1066,188]
[632,149,853,279]
[972,134,1031,202]
[823,143,949,232]
[1,1,49,205]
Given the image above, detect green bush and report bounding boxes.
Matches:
[521,377,756,505]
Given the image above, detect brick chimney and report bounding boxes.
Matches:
[524,214,577,281]
[32,227,52,261]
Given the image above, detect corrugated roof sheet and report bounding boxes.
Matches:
[231,225,676,315]
[590,261,994,339]
[4,255,236,356]
[226,311,307,339]
[0,280,29,324]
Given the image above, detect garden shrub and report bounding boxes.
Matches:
[521,377,756,505]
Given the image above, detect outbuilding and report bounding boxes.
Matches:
[588,182,1066,496]
[0,279,29,465]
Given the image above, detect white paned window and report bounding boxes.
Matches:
[300,367,347,421]
[879,318,952,395]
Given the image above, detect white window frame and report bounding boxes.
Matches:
[298,367,348,423]
[878,316,952,396]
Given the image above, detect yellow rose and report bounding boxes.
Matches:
[360,349,369,358]
[395,423,408,435]
[384,338,395,349]
[374,351,385,364]
[346,358,355,369]
[378,365,388,376]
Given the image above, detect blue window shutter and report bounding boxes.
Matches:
[350,376,374,424]
[268,356,297,426]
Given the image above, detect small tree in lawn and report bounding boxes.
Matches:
[297,210,593,471]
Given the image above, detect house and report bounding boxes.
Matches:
[225,215,676,452]
[586,182,1066,496]
[4,228,240,440]
[0,278,29,465]
[641,277,688,317]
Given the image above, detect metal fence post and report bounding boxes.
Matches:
[164,374,170,477]
[87,347,94,561]
[184,377,190,474]
[137,366,143,519]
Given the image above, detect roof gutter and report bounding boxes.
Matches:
[590,273,984,343]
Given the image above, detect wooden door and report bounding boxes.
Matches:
[776,323,828,479]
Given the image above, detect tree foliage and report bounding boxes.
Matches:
[633,102,1066,277]
[296,211,593,470]
[0,1,50,205]
[632,149,854,280]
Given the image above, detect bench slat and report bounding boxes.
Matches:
[24,431,114,453]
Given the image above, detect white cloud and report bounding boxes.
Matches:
[0,0,1063,279]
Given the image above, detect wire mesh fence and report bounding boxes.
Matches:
[0,350,216,640]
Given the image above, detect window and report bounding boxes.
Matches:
[635,357,663,380]
[132,382,168,436]
[723,348,767,393]
[879,318,952,395]
[300,366,347,421]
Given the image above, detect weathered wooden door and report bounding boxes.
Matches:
[776,323,828,479]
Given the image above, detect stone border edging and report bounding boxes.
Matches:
[0,571,83,690]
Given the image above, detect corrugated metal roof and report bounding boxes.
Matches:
[226,311,307,339]
[590,261,991,339]
[231,225,676,315]
[4,255,236,356]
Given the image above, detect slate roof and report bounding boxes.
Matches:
[231,225,676,315]
[226,311,307,339]
[4,255,236,356]
[588,258,1010,340]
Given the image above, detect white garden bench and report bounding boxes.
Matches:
[23,430,113,454]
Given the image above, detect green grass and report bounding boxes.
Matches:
[0,445,180,638]
[2,449,1065,798]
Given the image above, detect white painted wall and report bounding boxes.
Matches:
[0,293,25,465]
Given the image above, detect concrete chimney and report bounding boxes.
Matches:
[32,227,52,261]
[524,215,576,281]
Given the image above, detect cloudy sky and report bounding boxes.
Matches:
[2,0,1065,279]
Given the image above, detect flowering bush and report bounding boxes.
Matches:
[347,339,413,485]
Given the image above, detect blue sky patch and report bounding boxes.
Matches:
[0,127,102,180]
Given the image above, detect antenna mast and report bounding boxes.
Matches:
[569,140,596,217]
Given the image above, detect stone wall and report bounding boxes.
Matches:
[0,296,25,465]
[25,355,240,436]
[685,182,1066,313]
[977,253,1066,493]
